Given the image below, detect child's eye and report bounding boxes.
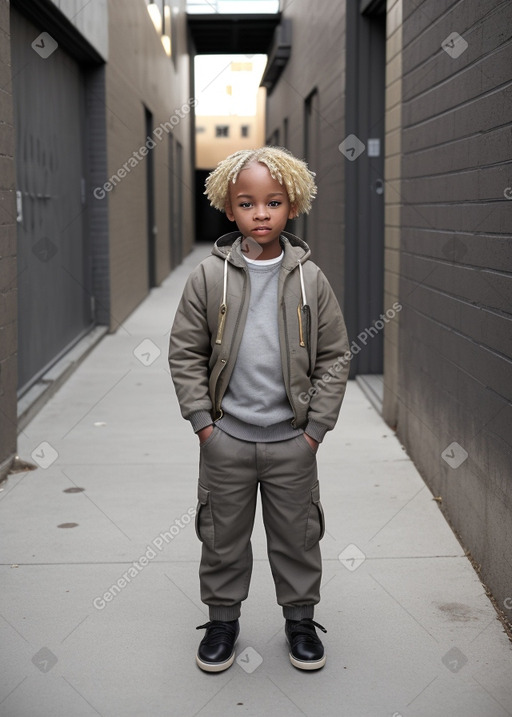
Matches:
[239,202,252,208]
[269,201,282,207]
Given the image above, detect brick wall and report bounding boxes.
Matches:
[0,0,17,479]
[398,0,512,609]
[265,0,346,302]
[382,0,403,426]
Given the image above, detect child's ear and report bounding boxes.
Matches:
[288,205,298,220]
[225,200,235,221]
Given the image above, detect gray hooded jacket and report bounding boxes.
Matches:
[168,231,350,443]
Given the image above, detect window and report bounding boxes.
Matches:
[146,1,175,62]
[231,62,253,72]
[216,125,229,137]
[241,125,250,138]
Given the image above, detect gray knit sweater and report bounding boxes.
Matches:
[216,252,304,442]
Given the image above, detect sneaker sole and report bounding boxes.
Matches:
[196,636,239,673]
[196,650,236,672]
[289,652,326,670]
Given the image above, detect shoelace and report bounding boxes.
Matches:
[196,620,238,645]
[288,618,327,642]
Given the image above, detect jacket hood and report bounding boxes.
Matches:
[211,231,311,270]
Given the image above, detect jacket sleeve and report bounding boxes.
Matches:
[168,265,214,432]
[305,270,351,443]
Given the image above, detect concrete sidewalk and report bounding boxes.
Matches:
[1,245,511,717]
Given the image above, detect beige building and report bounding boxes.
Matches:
[194,55,267,170]
[196,86,266,169]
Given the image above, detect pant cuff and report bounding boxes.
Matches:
[208,604,241,621]
[282,604,315,620]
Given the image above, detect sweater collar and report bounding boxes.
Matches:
[212,231,311,271]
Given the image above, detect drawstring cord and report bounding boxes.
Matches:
[215,251,231,345]
[222,251,229,307]
[298,260,307,307]
[297,260,309,348]
[216,251,308,347]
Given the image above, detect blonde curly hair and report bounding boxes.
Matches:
[204,146,317,215]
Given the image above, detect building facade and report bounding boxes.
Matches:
[195,87,266,171]
[0,0,194,480]
[266,0,512,617]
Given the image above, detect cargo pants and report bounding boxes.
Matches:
[194,426,325,621]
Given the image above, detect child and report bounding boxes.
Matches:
[169,146,350,672]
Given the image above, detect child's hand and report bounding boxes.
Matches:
[304,433,319,453]
[197,425,214,444]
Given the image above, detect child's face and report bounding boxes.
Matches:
[225,161,296,256]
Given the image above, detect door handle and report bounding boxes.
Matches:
[375,179,384,195]
[16,190,22,223]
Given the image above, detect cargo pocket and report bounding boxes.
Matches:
[195,483,215,551]
[304,481,325,550]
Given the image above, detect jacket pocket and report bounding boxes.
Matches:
[199,425,218,448]
[304,481,325,550]
[195,483,215,550]
[298,433,318,456]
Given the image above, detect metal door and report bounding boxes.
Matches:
[174,141,184,265]
[303,89,320,246]
[168,133,175,265]
[11,9,91,392]
[169,133,185,266]
[145,107,157,288]
[344,0,386,375]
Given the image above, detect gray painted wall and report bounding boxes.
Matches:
[398,0,512,614]
[265,0,347,304]
[0,0,17,480]
[48,0,108,59]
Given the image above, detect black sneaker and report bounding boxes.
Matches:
[196,619,239,672]
[285,618,327,670]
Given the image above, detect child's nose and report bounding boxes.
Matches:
[254,204,270,218]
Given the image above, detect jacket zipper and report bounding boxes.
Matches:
[213,359,227,418]
[282,301,297,425]
[298,301,312,376]
[215,303,227,345]
[214,269,247,412]
[297,303,305,347]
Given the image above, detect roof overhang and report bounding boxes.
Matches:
[260,17,291,95]
[187,13,281,55]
